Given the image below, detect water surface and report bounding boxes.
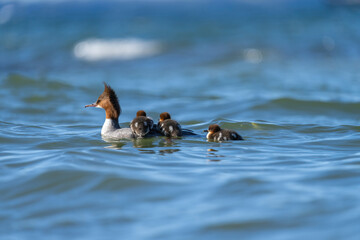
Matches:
[1,1,360,239]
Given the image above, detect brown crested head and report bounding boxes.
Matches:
[85,83,121,120]
[136,110,147,117]
[208,124,221,133]
[159,112,171,121]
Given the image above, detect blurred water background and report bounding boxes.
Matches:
[1,0,360,239]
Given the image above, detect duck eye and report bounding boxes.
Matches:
[96,100,100,104]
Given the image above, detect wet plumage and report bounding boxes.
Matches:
[157,112,182,137]
[205,124,243,141]
[130,110,154,138]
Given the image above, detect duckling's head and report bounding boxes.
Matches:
[136,110,147,117]
[204,124,221,134]
[159,112,171,122]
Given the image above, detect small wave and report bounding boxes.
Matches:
[4,74,71,90]
[252,97,360,115]
[73,38,162,61]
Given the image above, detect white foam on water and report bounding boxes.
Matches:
[73,38,162,61]
[0,4,14,24]
[244,48,263,64]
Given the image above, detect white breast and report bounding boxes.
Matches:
[101,119,134,139]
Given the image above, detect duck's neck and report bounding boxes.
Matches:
[101,118,120,135]
[103,103,120,120]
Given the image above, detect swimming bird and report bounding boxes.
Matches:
[157,112,182,137]
[85,83,134,139]
[204,124,243,141]
[130,110,154,138]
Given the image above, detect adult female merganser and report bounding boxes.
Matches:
[204,124,243,141]
[157,112,182,137]
[130,110,155,138]
[85,83,134,139]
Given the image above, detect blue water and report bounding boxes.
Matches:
[1,1,360,239]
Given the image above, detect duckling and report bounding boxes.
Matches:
[204,124,243,141]
[157,112,182,137]
[130,110,154,138]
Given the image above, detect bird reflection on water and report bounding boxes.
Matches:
[103,136,181,155]
[206,148,226,162]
